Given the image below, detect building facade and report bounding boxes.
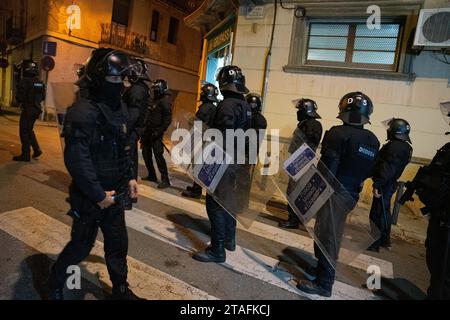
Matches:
[188,0,450,162]
[0,0,204,119]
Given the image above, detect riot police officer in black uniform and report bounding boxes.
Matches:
[13,60,45,162]
[182,82,219,199]
[142,79,172,189]
[193,65,252,263]
[246,93,267,131]
[400,103,450,299]
[123,58,150,181]
[368,118,412,252]
[48,48,142,300]
[279,98,322,229]
[75,65,90,99]
[297,92,380,297]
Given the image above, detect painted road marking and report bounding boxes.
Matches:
[0,207,216,300]
[138,183,394,278]
[126,207,380,300]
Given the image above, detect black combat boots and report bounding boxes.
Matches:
[193,240,226,263]
[157,177,171,189]
[12,154,31,162]
[32,149,43,159]
[111,284,145,300]
[224,238,236,251]
[279,216,300,229]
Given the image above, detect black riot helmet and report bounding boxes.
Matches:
[200,82,219,102]
[296,98,321,120]
[338,91,373,126]
[386,118,411,143]
[151,79,170,99]
[246,93,262,113]
[77,48,132,88]
[128,58,150,83]
[21,59,39,78]
[216,65,249,94]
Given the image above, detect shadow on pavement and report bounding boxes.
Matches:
[12,253,111,300]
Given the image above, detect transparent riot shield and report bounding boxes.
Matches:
[52,82,77,152]
[168,113,277,229]
[271,128,381,270]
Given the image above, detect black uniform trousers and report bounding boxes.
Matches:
[314,184,359,292]
[205,194,236,243]
[369,182,396,249]
[142,137,169,181]
[426,210,450,299]
[19,107,41,156]
[49,205,128,289]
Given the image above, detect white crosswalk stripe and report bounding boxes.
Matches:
[0,207,216,300]
[138,183,394,278]
[126,207,380,300]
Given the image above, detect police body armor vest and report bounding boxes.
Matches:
[91,102,131,191]
[336,127,379,190]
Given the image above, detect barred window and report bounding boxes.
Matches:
[305,22,402,71]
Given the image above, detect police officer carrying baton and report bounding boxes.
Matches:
[368,118,412,252]
[48,48,142,300]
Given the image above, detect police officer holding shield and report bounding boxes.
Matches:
[13,60,45,162]
[368,118,412,252]
[182,82,219,199]
[297,92,380,297]
[279,98,322,229]
[193,66,252,263]
[48,48,142,300]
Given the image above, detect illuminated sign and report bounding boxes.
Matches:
[208,27,233,53]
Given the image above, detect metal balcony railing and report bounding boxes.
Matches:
[100,22,149,56]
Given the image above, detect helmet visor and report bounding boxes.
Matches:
[106,51,133,77]
[440,101,450,126]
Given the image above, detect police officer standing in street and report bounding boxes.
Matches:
[13,60,45,162]
[400,102,450,299]
[246,93,267,131]
[182,82,219,199]
[48,48,142,300]
[297,92,380,297]
[279,98,322,229]
[193,66,252,263]
[123,58,150,181]
[142,79,172,189]
[368,118,412,252]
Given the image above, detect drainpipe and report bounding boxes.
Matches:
[261,0,277,112]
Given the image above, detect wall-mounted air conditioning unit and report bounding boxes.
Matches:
[414,8,450,47]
